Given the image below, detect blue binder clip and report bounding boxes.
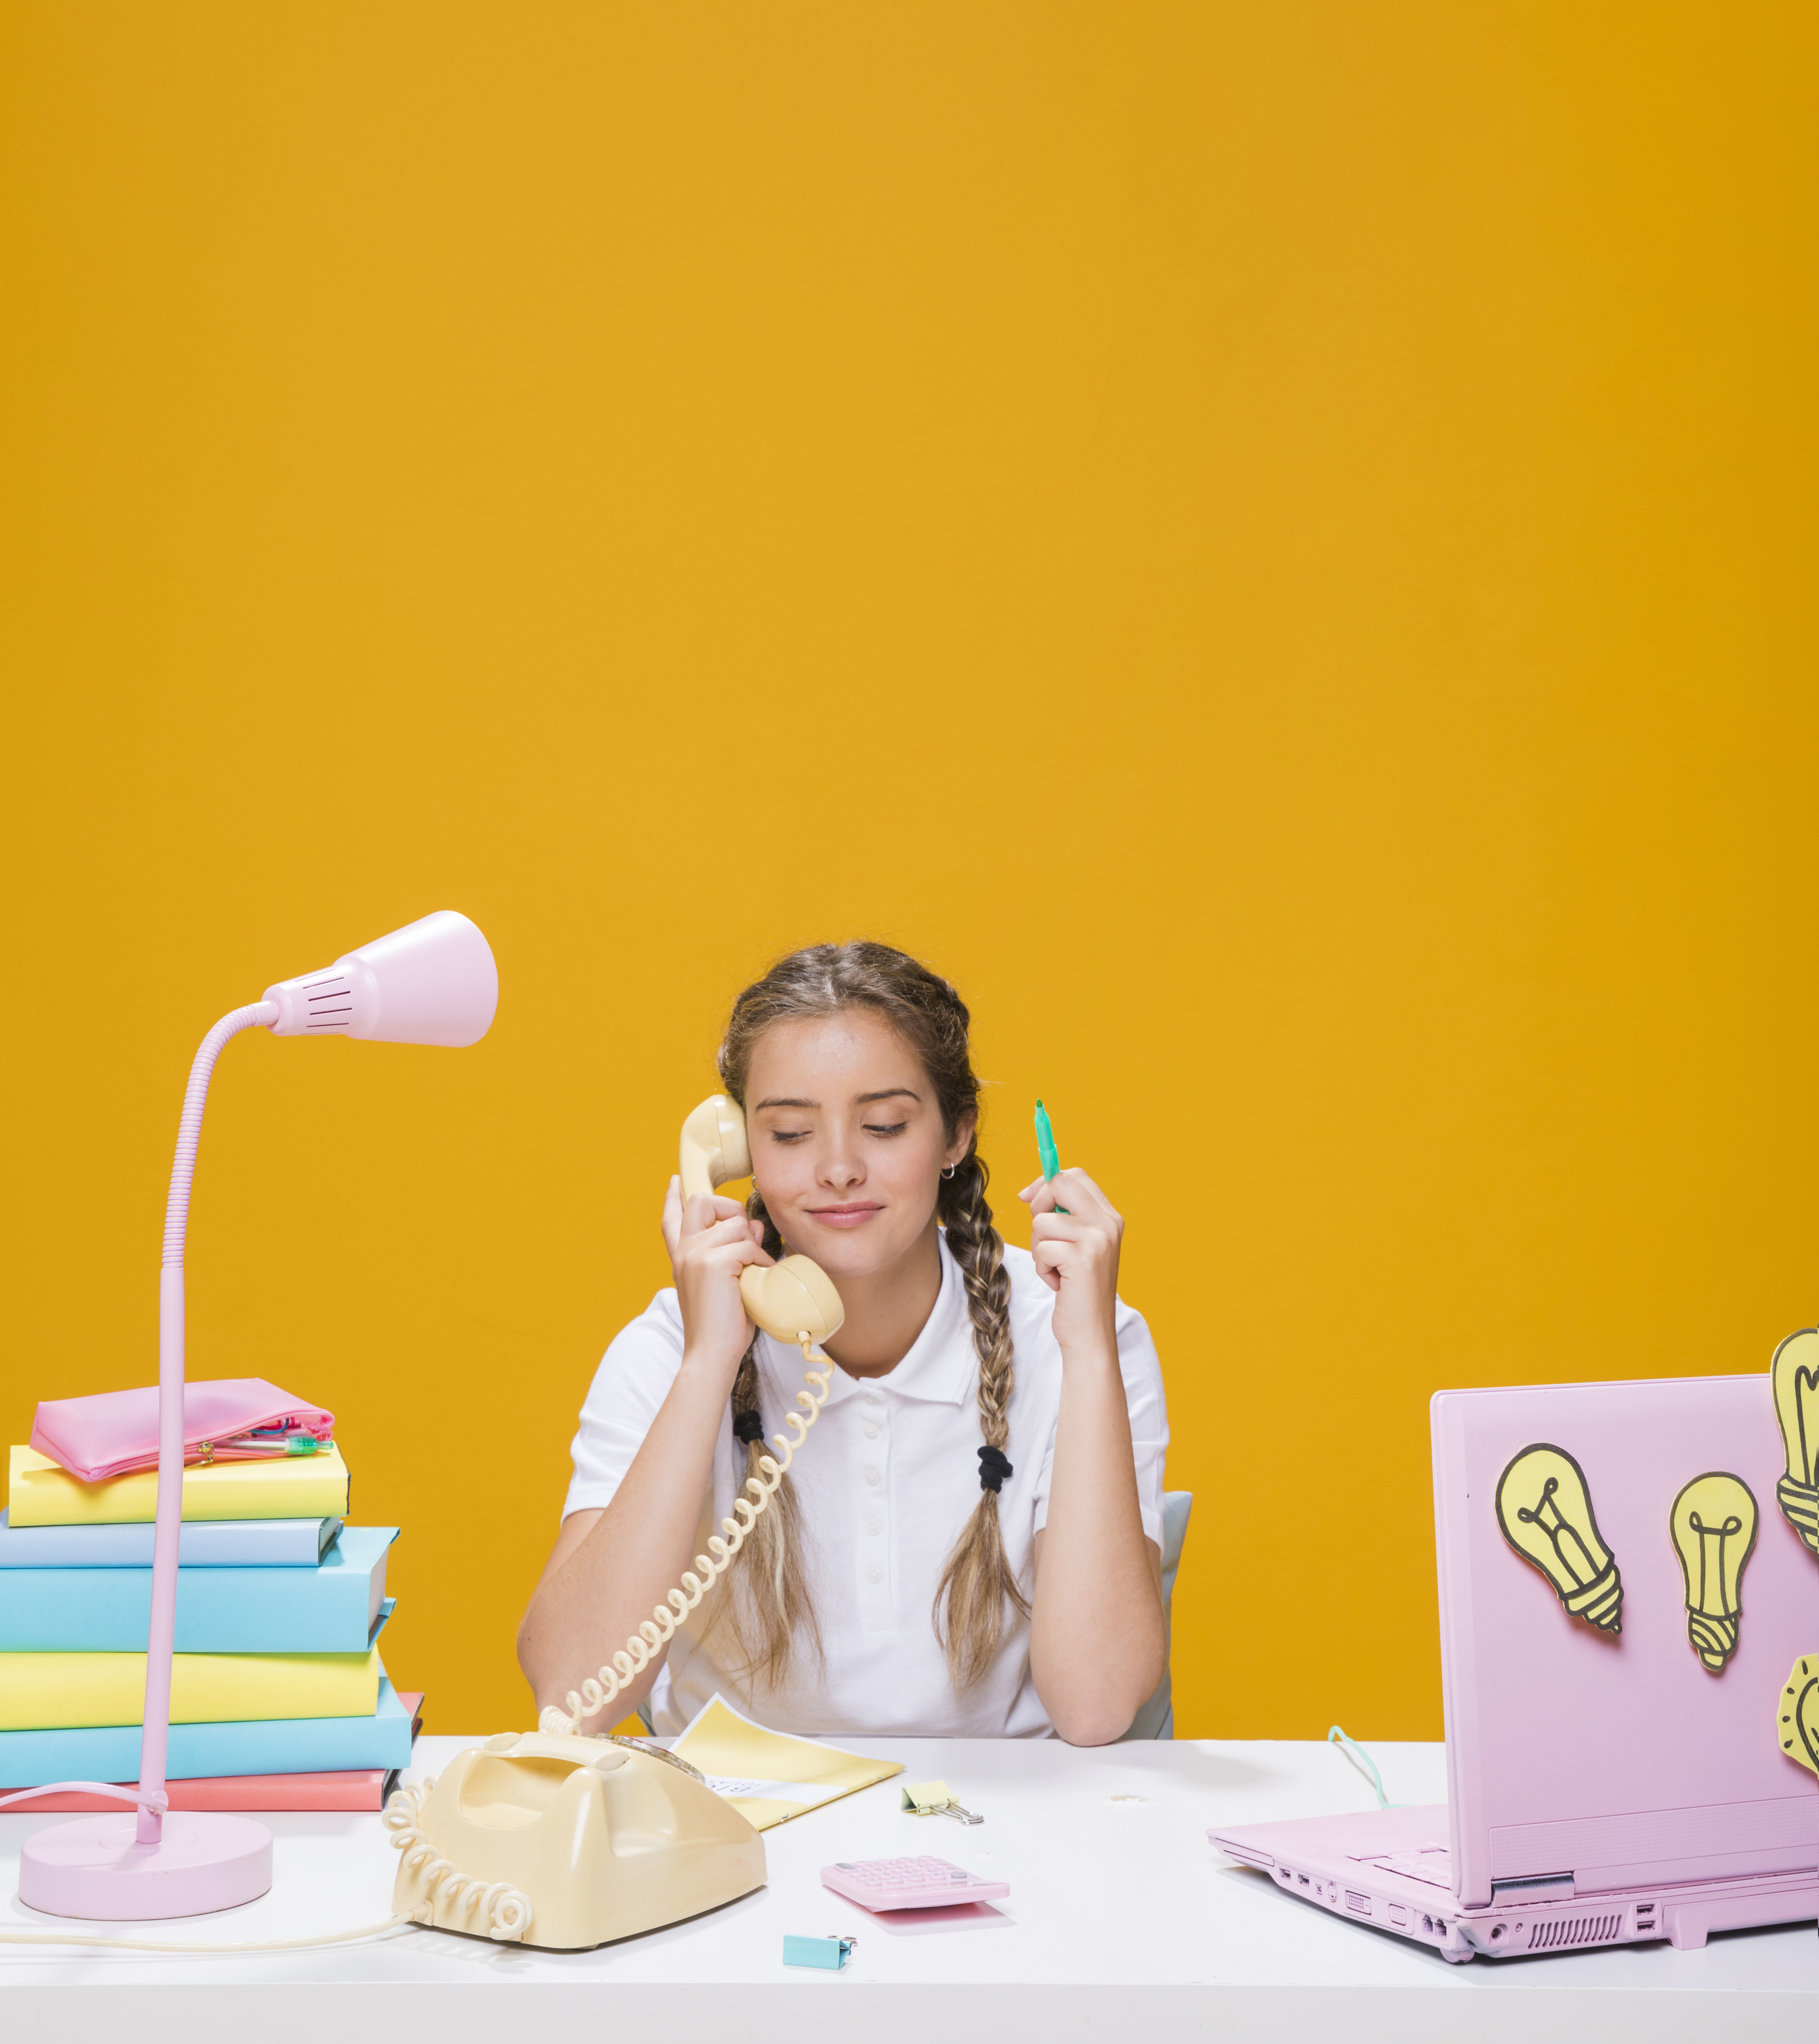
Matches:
[783,1932,856,1971]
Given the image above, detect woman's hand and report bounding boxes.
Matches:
[1019,1169,1123,1355]
[660,1175,773,1386]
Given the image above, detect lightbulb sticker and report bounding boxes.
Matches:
[1495,1444,1623,1633]
[1778,1656,1819,1780]
[1668,1472,1759,1673]
[1770,1327,1819,1558]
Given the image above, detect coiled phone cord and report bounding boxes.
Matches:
[383,1775,531,1940]
[540,1336,835,1738]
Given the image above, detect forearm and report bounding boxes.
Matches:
[517,1352,732,1724]
[1028,1336,1167,1745]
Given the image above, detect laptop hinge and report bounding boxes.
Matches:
[1491,1872,1575,1903]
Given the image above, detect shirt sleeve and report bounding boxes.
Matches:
[1030,1295,1170,1549]
[561,1287,687,1522]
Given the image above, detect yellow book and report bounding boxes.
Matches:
[670,1693,903,1832]
[6,1442,350,1528]
[0,1644,382,1730]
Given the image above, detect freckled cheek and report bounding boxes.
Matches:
[876,1140,946,1215]
[752,1153,812,1211]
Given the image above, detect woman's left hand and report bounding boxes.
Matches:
[1019,1169,1123,1354]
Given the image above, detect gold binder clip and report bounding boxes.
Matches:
[899,1779,983,1826]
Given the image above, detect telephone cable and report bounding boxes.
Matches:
[540,1335,834,1737]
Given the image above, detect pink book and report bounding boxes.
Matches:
[1,1694,424,1812]
[30,1379,335,1482]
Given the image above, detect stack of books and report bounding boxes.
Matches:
[0,1435,421,1810]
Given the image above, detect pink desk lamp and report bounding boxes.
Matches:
[10,911,498,1921]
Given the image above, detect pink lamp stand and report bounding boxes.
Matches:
[21,1809,272,1920]
[18,910,497,1925]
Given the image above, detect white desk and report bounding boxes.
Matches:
[4,1735,1815,2042]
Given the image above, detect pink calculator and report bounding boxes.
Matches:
[821,1856,1010,1912]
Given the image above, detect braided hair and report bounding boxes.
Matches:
[711,941,1028,1690]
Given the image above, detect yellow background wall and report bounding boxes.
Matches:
[3,6,1813,1741]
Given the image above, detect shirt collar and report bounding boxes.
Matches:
[756,1232,978,1408]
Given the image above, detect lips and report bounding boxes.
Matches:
[806,1203,884,1228]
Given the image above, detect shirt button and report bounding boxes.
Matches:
[868,1567,883,1585]
[863,1424,879,1441]
[866,1518,881,1537]
[864,1468,881,1487]
[862,1390,882,1405]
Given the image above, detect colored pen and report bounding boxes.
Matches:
[1034,1100,1069,1213]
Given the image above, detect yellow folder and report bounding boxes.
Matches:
[670,1694,903,1832]
[6,1442,351,1528]
[0,1645,384,1731]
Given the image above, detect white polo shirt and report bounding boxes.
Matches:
[562,1235,1168,1739]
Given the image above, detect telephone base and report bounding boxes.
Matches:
[412,1873,768,1952]
[391,1733,768,1950]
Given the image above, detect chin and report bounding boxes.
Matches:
[785,1221,912,1281]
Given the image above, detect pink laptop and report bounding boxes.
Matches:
[1212,1371,1819,1961]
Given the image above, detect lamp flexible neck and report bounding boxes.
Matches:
[160,1004,277,1270]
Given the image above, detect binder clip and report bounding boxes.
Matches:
[783,1933,856,1971]
[900,1779,983,1826]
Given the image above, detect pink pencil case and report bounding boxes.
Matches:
[30,1379,335,1483]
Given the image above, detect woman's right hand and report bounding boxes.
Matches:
[660,1175,773,1386]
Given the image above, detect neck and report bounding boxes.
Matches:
[811,1215,944,1379]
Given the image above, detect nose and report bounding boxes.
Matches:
[817,1119,866,1190]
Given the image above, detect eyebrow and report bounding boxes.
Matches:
[752,1087,923,1111]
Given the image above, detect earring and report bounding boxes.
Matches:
[941,1162,959,1180]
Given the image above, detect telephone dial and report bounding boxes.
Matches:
[388,1097,846,1949]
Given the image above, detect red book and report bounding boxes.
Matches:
[1,1693,424,1812]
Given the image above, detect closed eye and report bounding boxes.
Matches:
[864,1120,909,1137]
[768,1129,813,1144]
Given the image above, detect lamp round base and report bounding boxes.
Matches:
[20,1811,273,1921]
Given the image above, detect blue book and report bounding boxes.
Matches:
[0,1508,342,1567]
[0,1527,398,1653]
[0,1675,416,1787]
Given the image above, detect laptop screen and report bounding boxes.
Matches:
[1432,1373,1819,1909]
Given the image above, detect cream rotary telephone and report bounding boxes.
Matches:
[385,1097,845,1949]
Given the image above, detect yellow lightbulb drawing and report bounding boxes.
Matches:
[1668,1472,1759,1673]
[1778,1656,1819,1780]
[1495,1444,1622,1632]
[1770,1327,1819,1557]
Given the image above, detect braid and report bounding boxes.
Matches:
[931,1150,1031,1687]
[698,1192,822,1688]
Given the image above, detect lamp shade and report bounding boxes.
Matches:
[262,910,498,1047]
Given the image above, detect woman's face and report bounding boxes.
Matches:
[743,1009,972,1281]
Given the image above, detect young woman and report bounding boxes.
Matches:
[518,943,1169,1744]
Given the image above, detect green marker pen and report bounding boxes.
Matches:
[1034,1100,1069,1213]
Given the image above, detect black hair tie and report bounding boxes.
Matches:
[732,1409,765,1446]
[977,1445,1013,1493]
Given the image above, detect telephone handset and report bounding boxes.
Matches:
[388,1098,848,1949]
[677,1093,845,1345]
